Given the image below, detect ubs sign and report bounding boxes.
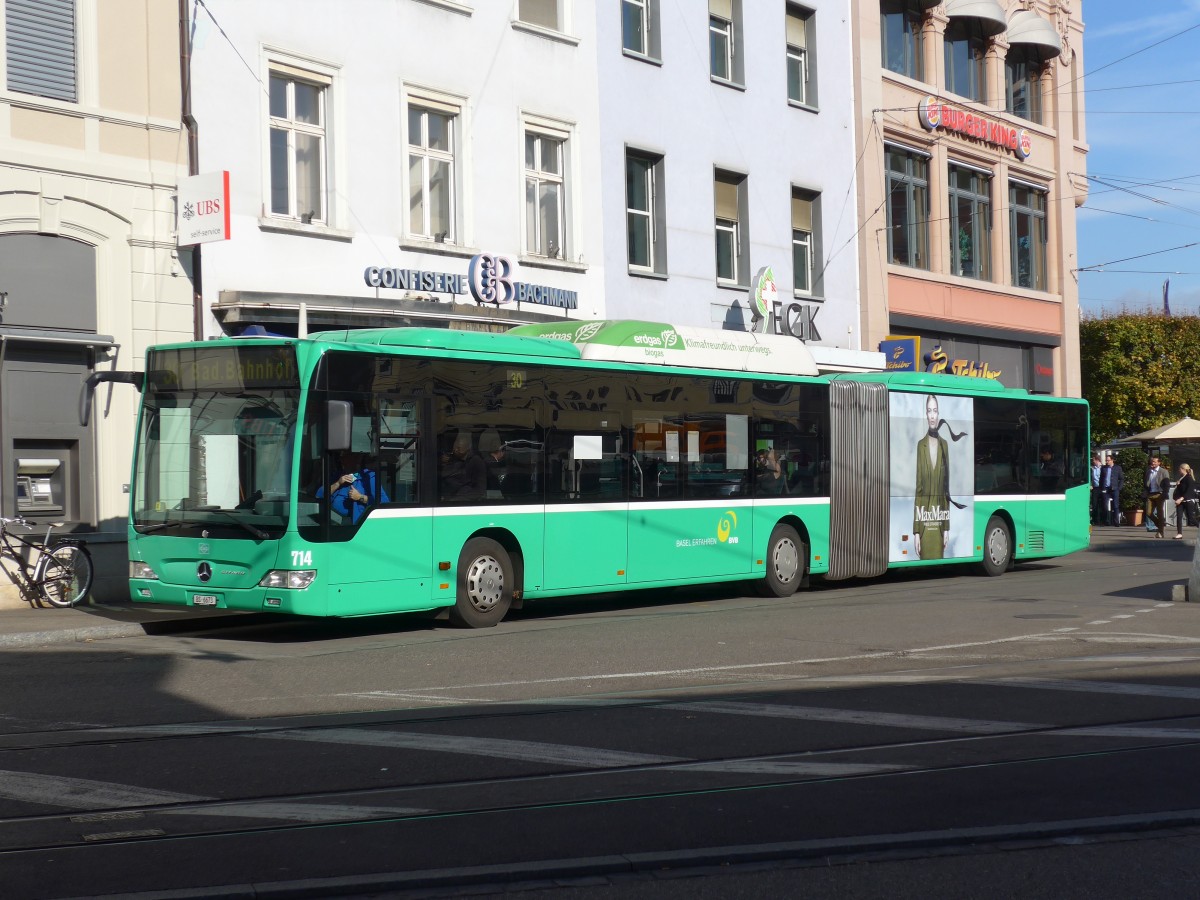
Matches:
[364,252,578,310]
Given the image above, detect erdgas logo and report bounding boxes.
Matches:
[574,322,603,342]
[661,329,680,348]
[717,510,738,544]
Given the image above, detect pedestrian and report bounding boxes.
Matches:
[1173,462,1197,539]
[1103,453,1124,526]
[1090,453,1104,524]
[1143,455,1172,538]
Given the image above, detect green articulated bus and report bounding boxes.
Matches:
[85,320,1089,627]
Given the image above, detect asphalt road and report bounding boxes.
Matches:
[4,531,1200,898]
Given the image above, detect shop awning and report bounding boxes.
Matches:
[1006,9,1062,61]
[0,326,115,349]
[944,0,1007,37]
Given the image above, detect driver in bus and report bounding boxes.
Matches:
[319,448,389,524]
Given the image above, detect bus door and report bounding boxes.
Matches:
[628,410,754,582]
[542,411,627,590]
[305,355,433,612]
[828,381,890,579]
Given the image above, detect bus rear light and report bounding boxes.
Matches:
[130,560,159,580]
[258,570,316,589]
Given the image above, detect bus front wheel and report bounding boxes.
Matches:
[979,516,1012,577]
[758,524,805,597]
[451,537,513,628]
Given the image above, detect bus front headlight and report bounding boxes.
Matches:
[258,570,317,590]
[130,560,159,580]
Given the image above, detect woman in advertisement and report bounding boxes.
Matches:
[913,395,968,560]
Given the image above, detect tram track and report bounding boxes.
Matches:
[4,696,1200,856]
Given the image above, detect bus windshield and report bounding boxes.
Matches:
[131,344,300,539]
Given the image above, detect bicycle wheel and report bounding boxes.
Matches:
[38,544,94,608]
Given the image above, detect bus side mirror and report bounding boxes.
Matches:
[327,400,353,451]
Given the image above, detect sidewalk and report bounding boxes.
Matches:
[0,525,1187,650]
[0,598,266,648]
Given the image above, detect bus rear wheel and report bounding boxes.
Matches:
[979,516,1012,577]
[758,524,805,597]
[451,537,513,628]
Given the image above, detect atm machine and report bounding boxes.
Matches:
[15,458,63,514]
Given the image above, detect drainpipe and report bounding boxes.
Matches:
[179,0,203,340]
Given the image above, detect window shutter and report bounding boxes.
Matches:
[715,179,739,220]
[709,0,733,21]
[519,0,559,30]
[6,0,77,102]
[792,194,813,232]
[786,12,807,50]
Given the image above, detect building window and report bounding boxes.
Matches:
[623,0,647,54]
[714,170,746,285]
[524,127,567,259]
[268,65,330,223]
[6,0,76,102]
[948,165,991,280]
[1010,181,1047,290]
[885,145,929,269]
[786,5,815,107]
[519,0,560,31]
[880,0,924,81]
[944,18,988,102]
[407,104,457,243]
[709,0,742,84]
[626,150,665,274]
[791,188,820,295]
[1006,50,1044,124]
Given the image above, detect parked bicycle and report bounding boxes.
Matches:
[0,515,94,608]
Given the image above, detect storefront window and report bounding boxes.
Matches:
[886,146,929,269]
[948,165,991,280]
[1006,51,1044,124]
[881,0,924,81]
[1010,182,1047,290]
[944,18,988,102]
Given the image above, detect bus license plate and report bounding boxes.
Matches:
[192,594,218,606]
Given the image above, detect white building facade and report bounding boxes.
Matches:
[596,1,873,370]
[188,0,608,337]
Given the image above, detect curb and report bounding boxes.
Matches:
[0,611,272,648]
[72,809,1200,900]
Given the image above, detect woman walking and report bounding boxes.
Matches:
[1174,463,1197,539]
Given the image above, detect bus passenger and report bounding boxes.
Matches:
[319,449,389,524]
[441,433,487,501]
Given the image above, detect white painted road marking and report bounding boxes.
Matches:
[981,678,1200,700]
[255,728,686,768]
[0,770,426,820]
[667,701,1036,734]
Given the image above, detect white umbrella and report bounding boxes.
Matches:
[1123,416,1200,443]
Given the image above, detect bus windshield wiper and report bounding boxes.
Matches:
[206,509,269,540]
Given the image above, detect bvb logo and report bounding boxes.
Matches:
[716,510,737,543]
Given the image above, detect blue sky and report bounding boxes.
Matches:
[1078,1,1200,317]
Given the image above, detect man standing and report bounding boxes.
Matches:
[1103,454,1124,525]
[1091,453,1104,524]
[1143,456,1172,537]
